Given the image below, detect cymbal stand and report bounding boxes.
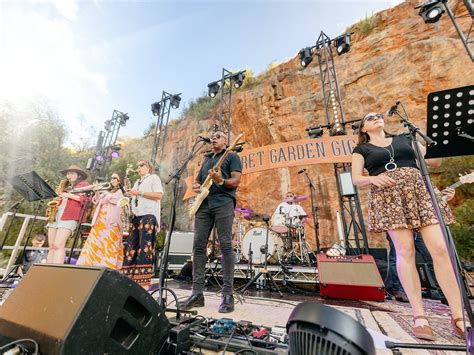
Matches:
[295,225,312,265]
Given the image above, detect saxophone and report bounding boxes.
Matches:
[118,166,134,236]
[46,179,69,223]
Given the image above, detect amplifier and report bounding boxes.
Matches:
[317,254,385,301]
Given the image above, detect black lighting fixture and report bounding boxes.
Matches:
[151,102,162,116]
[287,302,376,355]
[299,47,313,67]
[416,0,446,23]
[170,94,181,109]
[334,33,351,55]
[208,81,220,98]
[119,113,129,126]
[110,144,121,159]
[232,71,245,88]
[308,127,324,138]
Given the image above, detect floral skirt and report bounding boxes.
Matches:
[121,214,158,287]
[368,167,455,233]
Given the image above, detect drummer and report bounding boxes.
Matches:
[273,192,307,225]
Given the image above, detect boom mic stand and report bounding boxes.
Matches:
[158,137,208,310]
[241,215,283,297]
[386,103,473,353]
[300,170,320,253]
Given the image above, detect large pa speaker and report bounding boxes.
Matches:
[317,254,385,301]
[0,264,169,354]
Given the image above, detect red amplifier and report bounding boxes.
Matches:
[317,254,385,301]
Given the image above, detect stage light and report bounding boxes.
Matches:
[416,0,445,23]
[151,102,162,116]
[334,34,351,55]
[208,81,220,97]
[170,95,181,109]
[95,154,104,162]
[351,121,361,134]
[287,301,376,355]
[308,128,324,138]
[299,47,313,67]
[232,72,245,88]
[110,151,120,159]
[119,113,129,126]
[110,144,121,159]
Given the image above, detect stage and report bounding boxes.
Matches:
[154,279,469,354]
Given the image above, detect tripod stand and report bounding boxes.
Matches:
[241,215,283,297]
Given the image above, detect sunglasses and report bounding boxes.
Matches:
[364,113,384,122]
[137,163,146,168]
[111,177,119,180]
[212,134,224,139]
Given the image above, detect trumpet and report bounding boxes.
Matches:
[69,182,112,194]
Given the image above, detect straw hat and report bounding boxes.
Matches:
[60,164,88,180]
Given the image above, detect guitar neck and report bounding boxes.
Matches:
[448,181,463,190]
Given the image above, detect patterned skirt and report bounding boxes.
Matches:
[121,214,158,287]
[76,206,123,269]
[367,167,455,233]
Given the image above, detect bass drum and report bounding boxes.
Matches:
[242,227,284,265]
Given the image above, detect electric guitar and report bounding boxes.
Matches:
[189,133,244,216]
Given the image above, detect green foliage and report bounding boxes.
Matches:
[347,13,378,37]
[180,93,220,122]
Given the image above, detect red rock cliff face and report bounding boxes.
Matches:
[158,0,473,248]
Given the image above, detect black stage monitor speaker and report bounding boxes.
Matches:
[0,264,169,354]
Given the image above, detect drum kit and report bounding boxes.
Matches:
[228,195,315,267]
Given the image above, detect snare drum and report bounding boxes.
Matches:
[242,227,285,264]
[271,213,288,234]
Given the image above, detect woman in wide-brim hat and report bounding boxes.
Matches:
[47,164,90,264]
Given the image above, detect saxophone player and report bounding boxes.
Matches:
[77,172,124,269]
[46,165,89,264]
[122,160,163,290]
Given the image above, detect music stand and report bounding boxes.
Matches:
[425,84,474,158]
[1,172,56,280]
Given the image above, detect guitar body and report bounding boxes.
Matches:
[189,133,244,216]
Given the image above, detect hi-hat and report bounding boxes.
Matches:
[285,195,308,203]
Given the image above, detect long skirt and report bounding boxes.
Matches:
[76,207,123,269]
[121,214,158,287]
[368,167,455,233]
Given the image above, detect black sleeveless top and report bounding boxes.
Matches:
[352,134,419,176]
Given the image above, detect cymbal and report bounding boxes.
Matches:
[285,195,308,203]
[235,207,254,214]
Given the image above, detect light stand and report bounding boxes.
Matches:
[150,91,182,169]
[240,215,283,297]
[158,137,209,309]
[300,170,320,253]
[386,103,473,353]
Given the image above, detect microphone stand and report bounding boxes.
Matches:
[300,170,320,253]
[158,138,208,311]
[386,104,473,353]
[67,190,93,264]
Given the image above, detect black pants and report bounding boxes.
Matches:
[192,200,235,296]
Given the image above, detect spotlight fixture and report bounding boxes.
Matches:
[334,34,351,55]
[308,128,324,138]
[170,95,181,109]
[351,121,361,134]
[287,302,376,355]
[232,72,246,89]
[95,154,104,162]
[299,47,313,67]
[110,144,121,159]
[208,81,220,97]
[151,102,162,116]
[119,113,129,126]
[416,0,445,23]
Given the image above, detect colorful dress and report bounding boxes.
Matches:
[77,189,124,269]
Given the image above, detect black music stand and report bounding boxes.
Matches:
[1,172,56,280]
[425,85,474,159]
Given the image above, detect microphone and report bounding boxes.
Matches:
[298,169,306,174]
[386,101,400,117]
[199,136,211,143]
[233,145,244,153]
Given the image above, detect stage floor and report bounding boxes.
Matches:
[155,279,469,355]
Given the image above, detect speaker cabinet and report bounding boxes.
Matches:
[0,264,169,354]
[317,254,385,301]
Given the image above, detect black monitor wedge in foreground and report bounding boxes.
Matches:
[287,301,375,355]
[425,85,474,159]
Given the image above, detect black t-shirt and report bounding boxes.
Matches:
[352,134,419,176]
[197,150,242,209]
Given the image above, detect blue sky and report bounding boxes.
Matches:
[1,0,402,146]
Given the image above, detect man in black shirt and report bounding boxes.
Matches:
[179,131,242,313]
[20,234,48,274]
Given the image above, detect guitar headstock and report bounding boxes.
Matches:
[459,171,474,185]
